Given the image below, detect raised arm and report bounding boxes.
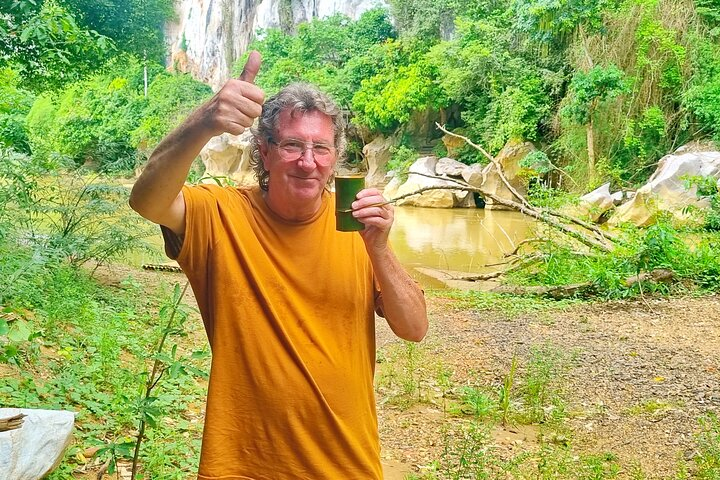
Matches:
[353,188,428,342]
[129,52,264,235]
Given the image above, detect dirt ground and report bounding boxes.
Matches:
[376,292,720,479]
[60,265,720,478]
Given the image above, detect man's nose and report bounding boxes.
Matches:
[297,148,316,170]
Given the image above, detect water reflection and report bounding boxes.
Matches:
[390,206,537,286]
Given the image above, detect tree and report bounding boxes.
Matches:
[241,8,397,104]
[512,0,619,53]
[351,53,447,132]
[63,0,175,63]
[0,68,35,153]
[0,0,175,91]
[0,0,113,91]
[561,64,628,176]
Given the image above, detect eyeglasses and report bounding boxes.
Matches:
[269,138,336,163]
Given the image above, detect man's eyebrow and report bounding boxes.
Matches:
[279,138,333,145]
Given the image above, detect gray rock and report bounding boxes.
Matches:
[200,130,256,187]
[609,149,720,226]
[564,183,616,222]
[385,156,470,208]
[435,157,467,177]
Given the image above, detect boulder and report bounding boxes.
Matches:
[436,157,466,177]
[609,150,720,227]
[386,156,471,208]
[0,408,75,480]
[566,183,617,222]
[461,163,485,187]
[382,174,403,201]
[442,133,467,159]
[200,131,256,187]
[480,140,535,210]
[362,135,395,188]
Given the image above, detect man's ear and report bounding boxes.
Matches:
[259,141,270,170]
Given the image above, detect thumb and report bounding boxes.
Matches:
[239,50,261,83]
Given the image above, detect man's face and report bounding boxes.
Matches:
[260,109,336,206]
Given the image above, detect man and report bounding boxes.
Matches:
[129,51,428,479]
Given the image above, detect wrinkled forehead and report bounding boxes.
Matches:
[276,108,335,141]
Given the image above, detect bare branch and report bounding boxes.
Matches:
[435,123,494,162]
[436,123,532,209]
[405,171,470,187]
[505,238,542,257]
[0,413,26,432]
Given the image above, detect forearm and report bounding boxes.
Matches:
[369,247,428,342]
[129,112,211,222]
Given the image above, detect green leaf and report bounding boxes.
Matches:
[7,319,31,342]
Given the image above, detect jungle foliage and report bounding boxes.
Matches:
[240,0,720,191]
[3,0,720,186]
[0,0,174,90]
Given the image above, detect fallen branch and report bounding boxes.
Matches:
[0,413,26,432]
[505,238,542,257]
[625,269,675,287]
[437,123,532,209]
[541,207,623,244]
[405,170,470,187]
[490,282,595,299]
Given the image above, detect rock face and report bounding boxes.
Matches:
[0,408,75,480]
[384,156,474,208]
[478,139,534,210]
[167,0,386,89]
[200,131,257,187]
[609,150,720,226]
[363,134,395,187]
[441,132,467,159]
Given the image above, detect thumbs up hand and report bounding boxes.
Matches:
[201,50,265,137]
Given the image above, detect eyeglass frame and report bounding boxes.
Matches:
[267,137,337,163]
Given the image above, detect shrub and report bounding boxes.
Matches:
[0,68,35,154]
[131,72,212,158]
[25,57,210,174]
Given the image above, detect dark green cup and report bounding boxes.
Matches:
[335,175,365,231]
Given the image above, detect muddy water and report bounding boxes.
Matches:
[130,206,537,289]
[390,206,536,287]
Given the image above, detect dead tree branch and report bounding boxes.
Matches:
[437,123,532,209]
[0,413,26,432]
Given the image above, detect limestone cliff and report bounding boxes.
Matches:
[167,0,386,89]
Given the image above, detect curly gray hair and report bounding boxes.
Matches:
[250,83,346,191]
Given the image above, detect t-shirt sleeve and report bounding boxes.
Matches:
[160,184,228,277]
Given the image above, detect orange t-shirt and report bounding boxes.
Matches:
[170,184,382,480]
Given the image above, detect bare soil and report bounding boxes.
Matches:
[376,293,720,479]
[35,264,720,479]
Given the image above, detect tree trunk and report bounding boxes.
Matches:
[587,118,596,177]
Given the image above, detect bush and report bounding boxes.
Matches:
[25,57,210,174]
[0,149,154,270]
[0,68,35,154]
[131,72,212,158]
[684,38,720,141]
[386,145,418,178]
